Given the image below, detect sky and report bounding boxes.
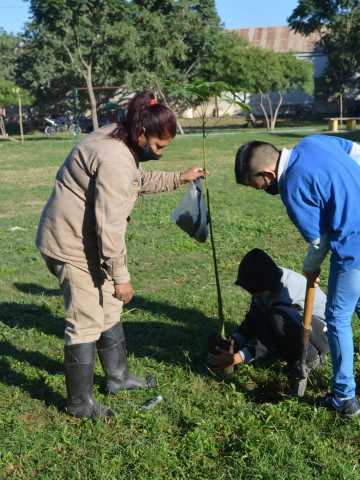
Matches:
[0,0,299,34]
[215,0,299,29]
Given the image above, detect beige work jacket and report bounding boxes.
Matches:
[36,124,181,283]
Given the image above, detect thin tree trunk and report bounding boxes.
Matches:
[266,94,274,130]
[214,95,219,117]
[18,94,24,144]
[259,92,270,130]
[340,92,343,129]
[0,114,6,137]
[177,120,185,135]
[84,65,98,130]
[271,92,283,130]
[63,43,99,129]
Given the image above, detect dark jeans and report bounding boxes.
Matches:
[234,303,329,366]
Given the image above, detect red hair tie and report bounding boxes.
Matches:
[149,98,157,106]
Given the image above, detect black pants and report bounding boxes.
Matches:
[234,303,329,366]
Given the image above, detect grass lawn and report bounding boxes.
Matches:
[1,126,360,479]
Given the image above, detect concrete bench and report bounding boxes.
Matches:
[326,117,360,132]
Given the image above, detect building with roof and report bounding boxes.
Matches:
[231,26,327,78]
[182,26,334,119]
[226,25,332,116]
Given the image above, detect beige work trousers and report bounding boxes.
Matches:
[43,255,123,345]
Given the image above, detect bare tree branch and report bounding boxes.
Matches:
[63,44,84,75]
[184,59,199,79]
[259,90,270,130]
[266,94,273,127]
[272,92,283,130]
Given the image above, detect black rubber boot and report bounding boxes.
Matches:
[64,342,114,419]
[96,323,156,394]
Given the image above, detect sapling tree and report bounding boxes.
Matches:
[230,47,313,131]
[12,87,33,144]
[177,80,248,373]
[0,79,33,141]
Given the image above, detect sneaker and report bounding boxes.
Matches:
[324,393,360,418]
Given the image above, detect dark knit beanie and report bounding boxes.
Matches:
[235,248,282,294]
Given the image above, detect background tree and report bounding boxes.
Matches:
[122,0,223,116]
[288,0,360,112]
[0,78,33,139]
[0,29,23,138]
[21,0,138,128]
[19,0,223,129]
[196,32,313,130]
[258,51,313,130]
[16,24,82,116]
[0,29,21,82]
[212,38,313,130]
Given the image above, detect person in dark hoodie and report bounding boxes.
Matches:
[208,249,329,392]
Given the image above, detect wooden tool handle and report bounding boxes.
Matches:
[295,278,317,395]
[303,279,316,331]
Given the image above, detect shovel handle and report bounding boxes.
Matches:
[294,278,317,395]
[299,278,316,370]
[303,279,316,332]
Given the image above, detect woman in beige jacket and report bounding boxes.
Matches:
[37,91,204,419]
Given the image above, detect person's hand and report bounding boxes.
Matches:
[114,281,134,304]
[180,166,206,183]
[207,347,243,371]
[303,270,321,287]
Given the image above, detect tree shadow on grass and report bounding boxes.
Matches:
[1,293,306,406]
[213,357,289,405]
[183,124,244,134]
[0,296,216,410]
[219,356,330,406]
[120,295,219,372]
[269,131,316,141]
[235,380,288,405]
[0,297,319,408]
[0,339,63,375]
[4,293,308,404]
[270,130,360,143]
[14,282,61,297]
[0,356,65,409]
[129,295,217,329]
[0,337,105,411]
[2,292,219,366]
[0,301,65,409]
[0,302,64,338]
[0,296,217,372]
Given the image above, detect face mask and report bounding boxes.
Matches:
[264,178,279,195]
[135,143,161,162]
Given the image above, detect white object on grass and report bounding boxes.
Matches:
[140,395,163,411]
[9,226,26,232]
[171,180,208,242]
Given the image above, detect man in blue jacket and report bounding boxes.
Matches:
[234,134,360,417]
